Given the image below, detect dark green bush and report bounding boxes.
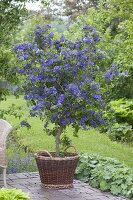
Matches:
[107,123,133,142]
[110,99,133,126]
[75,154,133,199]
[100,99,133,142]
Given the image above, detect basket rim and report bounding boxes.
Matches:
[41,183,73,189]
[34,151,79,161]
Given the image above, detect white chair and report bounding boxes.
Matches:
[0,119,13,187]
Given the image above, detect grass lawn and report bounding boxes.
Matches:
[1,96,133,169]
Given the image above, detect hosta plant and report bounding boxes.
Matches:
[14,24,125,156]
[76,153,133,199]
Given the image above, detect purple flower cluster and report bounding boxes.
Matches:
[104,64,127,83]
[69,84,81,97]
[14,24,120,132]
[57,94,65,105]
[20,120,31,128]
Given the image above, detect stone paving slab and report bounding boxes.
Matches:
[0,172,128,200]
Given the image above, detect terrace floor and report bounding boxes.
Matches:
[0,172,127,200]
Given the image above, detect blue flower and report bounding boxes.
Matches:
[77,62,83,67]
[83,38,94,46]
[87,110,95,116]
[46,58,53,66]
[69,84,81,97]
[17,68,25,73]
[14,43,38,51]
[98,117,105,123]
[49,32,54,37]
[48,87,57,95]
[60,36,65,42]
[92,94,102,101]
[34,29,45,35]
[53,66,61,73]
[90,120,97,128]
[44,87,48,93]
[45,77,52,82]
[44,24,51,29]
[51,114,58,122]
[93,34,100,42]
[92,84,98,90]
[28,34,32,39]
[25,63,31,68]
[20,120,31,128]
[82,24,90,30]
[57,94,65,105]
[69,118,75,123]
[124,71,128,77]
[75,41,81,48]
[32,105,40,111]
[89,61,94,66]
[84,32,89,37]
[104,72,112,80]
[24,93,33,100]
[66,111,70,117]
[80,93,90,103]
[60,118,67,125]
[64,64,70,70]
[35,94,40,99]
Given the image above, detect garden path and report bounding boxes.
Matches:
[0,172,127,200]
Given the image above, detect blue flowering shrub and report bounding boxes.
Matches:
[14,24,125,156]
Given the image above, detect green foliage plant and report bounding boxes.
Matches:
[75,153,133,199]
[100,98,133,142]
[107,123,133,142]
[0,188,31,200]
[110,99,133,126]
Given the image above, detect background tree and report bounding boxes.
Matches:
[0,0,45,100]
[65,0,133,98]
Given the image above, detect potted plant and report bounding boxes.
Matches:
[14,24,124,188]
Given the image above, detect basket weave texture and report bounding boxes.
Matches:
[35,151,79,189]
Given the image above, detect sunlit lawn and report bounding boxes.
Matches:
[1,96,133,169]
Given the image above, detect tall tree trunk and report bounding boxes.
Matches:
[56,126,63,157]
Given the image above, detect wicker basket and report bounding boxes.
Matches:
[35,146,79,189]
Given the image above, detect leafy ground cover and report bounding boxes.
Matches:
[76,154,133,199]
[0,96,133,169]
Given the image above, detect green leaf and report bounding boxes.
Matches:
[111,185,122,195]
[100,181,110,191]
